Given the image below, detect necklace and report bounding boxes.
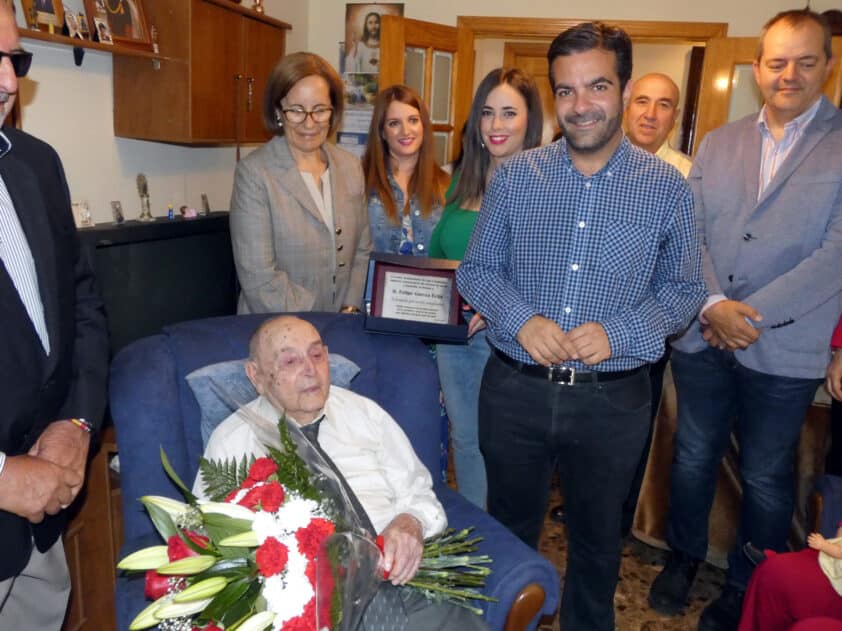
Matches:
[105,0,125,15]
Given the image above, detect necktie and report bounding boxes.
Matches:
[299,416,407,631]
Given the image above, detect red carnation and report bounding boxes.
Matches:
[192,624,223,631]
[238,481,285,512]
[247,457,278,482]
[144,570,170,600]
[255,536,289,577]
[283,598,318,631]
[295,518,335,560]
[167,531,209,561]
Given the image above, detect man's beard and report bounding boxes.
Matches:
[559,108,623,154]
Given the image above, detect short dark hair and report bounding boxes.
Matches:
[262,52,344,136]
[757,9,833,61]
[546,22,632,91]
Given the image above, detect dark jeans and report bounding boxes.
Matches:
[479,352,651,631]
[667,348,822,589]
[826,398,842,476]
[621,345,671,536]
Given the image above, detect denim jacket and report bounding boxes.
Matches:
[367,174,442,256]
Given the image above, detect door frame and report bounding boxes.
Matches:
[454,17,728,151]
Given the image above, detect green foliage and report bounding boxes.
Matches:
[266,417,320,502]
[141,498,178,542]
[198,454,254,502]
[161,447,198,505]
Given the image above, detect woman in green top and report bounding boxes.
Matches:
[429,68,544,508]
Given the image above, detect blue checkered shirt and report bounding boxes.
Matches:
[456,137,705,371]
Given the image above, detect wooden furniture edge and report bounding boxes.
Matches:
[503,582,547,631]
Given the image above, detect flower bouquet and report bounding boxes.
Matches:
[118,408,495,631]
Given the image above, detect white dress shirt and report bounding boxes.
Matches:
[195,387,447,537]
[0,170,50,355]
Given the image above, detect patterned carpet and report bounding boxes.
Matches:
[534,484,726,630]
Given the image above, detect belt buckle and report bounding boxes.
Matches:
[548,365,575,385]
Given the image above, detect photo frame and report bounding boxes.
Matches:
[71,201,94,228]
[22,0,64,30]
[84,0,150,48]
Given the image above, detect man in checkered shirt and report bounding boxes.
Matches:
[456,22,705,631]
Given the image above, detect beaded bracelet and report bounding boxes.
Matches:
[66,418,93,433]
[0,451,6,477]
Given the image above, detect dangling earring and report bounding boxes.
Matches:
[275,110,283,127]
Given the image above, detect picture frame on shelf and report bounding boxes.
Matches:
[71,201,94,228]
[61,0,88,38]
[96,0,150,48]
[22,0,64,30]
[92,15,111,43]
[110,200,124,224]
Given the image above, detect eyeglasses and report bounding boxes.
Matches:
[282,107,333,125]
[0,50,33,78]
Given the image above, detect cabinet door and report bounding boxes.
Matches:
[240,16,285,143]
[190,0,242,142]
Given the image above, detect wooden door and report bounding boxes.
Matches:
[240,15,285,143]
[691,36,842,154]
[379,15,461,164]
[503,42,559,139]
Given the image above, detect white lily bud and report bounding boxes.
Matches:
[219,530,259,547]
[154,596,214,619]
[128,595,169,630]
[237,611,277,631]
[157,554,217,575]
[199,501,256,522]
[173,576,229,602]
[140,495,190,521]
[117,546,169,571]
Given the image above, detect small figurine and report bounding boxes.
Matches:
[137,173,153,222]
[252,0,264,14]
[200,193,211,215]
[167,203,174,220]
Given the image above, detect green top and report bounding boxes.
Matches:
[428,173,480,261]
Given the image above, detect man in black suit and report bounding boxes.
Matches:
[0,3,108,628]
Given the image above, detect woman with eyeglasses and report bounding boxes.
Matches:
[428,68,544,508]
[362,85,449,257]
[230,52,371,314]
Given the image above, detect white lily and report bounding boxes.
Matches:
[236,611,277,631]
[199,501,256,522]
[117,545,169,571]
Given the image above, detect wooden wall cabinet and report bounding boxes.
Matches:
[113,0,289,144]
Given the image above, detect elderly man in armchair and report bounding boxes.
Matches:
[193,315,490,631]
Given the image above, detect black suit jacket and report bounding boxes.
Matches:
[0,126,108,579]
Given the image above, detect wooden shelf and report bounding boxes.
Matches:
[203,0,291,30]
[21,28,172,60]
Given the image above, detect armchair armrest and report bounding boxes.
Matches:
[436,486,560,631]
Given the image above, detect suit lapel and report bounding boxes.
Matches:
[0,153,60,368]
[741,119,762,208]
[756,98,832,208]
[270,136,327,226]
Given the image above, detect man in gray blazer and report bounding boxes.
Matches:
[649,9,842,631]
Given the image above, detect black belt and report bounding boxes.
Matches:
[491,346,644,385]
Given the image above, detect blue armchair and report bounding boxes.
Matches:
[110,312,559,631]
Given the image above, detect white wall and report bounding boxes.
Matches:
[15,0,307,225]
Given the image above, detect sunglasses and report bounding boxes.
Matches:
[0,50,33,78]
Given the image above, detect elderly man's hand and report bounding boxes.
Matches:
[467,312,487,338]
[0,455,82,523]
[516,315,578,366]
[703,300,762,350]
[379,513,423,585]
[28,420,91,500]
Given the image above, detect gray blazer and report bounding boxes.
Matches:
[672,96,842,379]
[230,135,372,313]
